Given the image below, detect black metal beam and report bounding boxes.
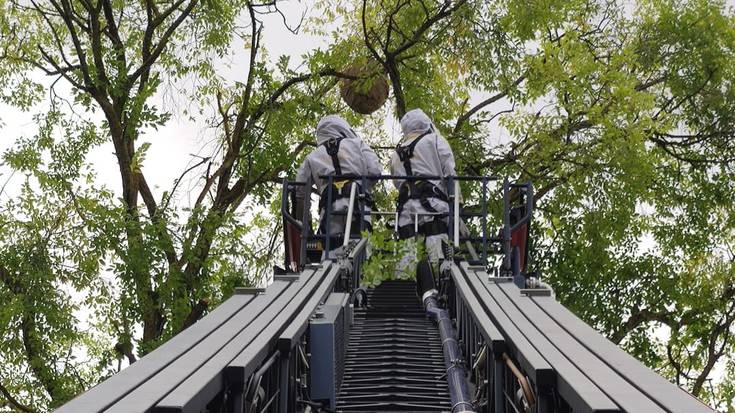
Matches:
[278,265,342,355]
[54,294,256,413]
[152,265,335,413]
[458,263,555,388]
[479,277,621,413]
[226,265,340,384]
[103,279,295,413]
[450,265,506,355]
[530,294,716,413]
[496,282,663,412]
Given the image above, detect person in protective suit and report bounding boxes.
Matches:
[295,115,382,257]
[390,108,460,300]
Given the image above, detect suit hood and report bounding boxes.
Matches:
[400,109,434,137]
[316,115,358,145]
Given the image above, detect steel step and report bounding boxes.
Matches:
[336,280,451,412]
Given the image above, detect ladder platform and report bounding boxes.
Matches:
[336,280,451,412]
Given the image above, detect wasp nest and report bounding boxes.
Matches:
[339,62,389,114]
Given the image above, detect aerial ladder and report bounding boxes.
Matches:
[54,175,716,413]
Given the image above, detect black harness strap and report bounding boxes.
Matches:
[397,219,449,240]
[395,130,432,176]
[397,180,448,212]
[318,133,377,211]
[318,183,373,211]
[323,136,345,175]
[316,132,377,240]
[396,129,434,218]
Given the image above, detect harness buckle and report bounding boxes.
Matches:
[334,180,348,191]
[324,137,341,155]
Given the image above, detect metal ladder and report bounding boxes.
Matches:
[336,280,452,412]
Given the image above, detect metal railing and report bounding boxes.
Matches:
[501,178,534,276]
[281,174,533,273]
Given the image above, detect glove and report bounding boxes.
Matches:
[439,259,452,275]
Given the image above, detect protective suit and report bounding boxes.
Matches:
[390,109,459,296]
[295,115,382,255]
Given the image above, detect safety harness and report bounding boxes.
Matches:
[324,136,344,176]
[395,131,449,240]
[317,135,374,243]
[317,135,350,211]
[396,131,431,176]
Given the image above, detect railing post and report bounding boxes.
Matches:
[300,178,312,269]
[502,177,511,274]
[325,175,333,254]
[481,178,488,265]
[447,176,455,245]
[231,388,244,413]
[278,349,290,413]
[453,179,460,248]
[537,386,552,413]
[524,182,534,274]
[360,175,368,234]
[343,182,357,248]
[494,356,505,413]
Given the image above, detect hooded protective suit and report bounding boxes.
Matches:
[390,109,459,230]
[295,115,381,244]
[390,109,459,286]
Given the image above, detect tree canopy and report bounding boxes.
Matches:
[0,0,734,411]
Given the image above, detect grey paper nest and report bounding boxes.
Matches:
[339,64,389,114]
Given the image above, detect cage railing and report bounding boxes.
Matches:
[282,174,533,276]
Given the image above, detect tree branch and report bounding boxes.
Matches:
[181,298,209,329]
[610,307,672,344]
[391,0,467,57]
[48,0,93,88]
[0,380,37,413]
[138,173,178,266]
[453,72,527,134]
[128,0,198,84]
[361,0,385,65]
[691,299,735,395]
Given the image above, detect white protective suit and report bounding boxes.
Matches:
[390,109,459,275]
[295,115,382,249]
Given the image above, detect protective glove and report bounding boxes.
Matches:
[439,259,452,275]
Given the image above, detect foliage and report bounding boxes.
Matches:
[320,0,735,409]
[0,115,117,410]
[360,227,424,287]
[0,0,734,411]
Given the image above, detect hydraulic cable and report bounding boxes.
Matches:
[424,294,475,413]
